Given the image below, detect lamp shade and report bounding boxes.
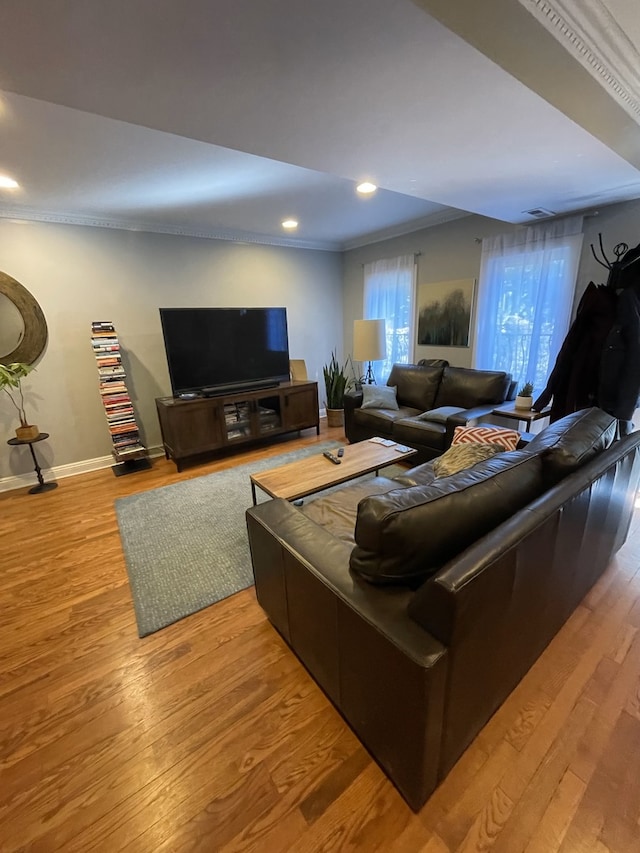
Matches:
[353,319,386,362]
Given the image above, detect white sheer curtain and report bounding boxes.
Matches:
[475,216,584,392]
[363,254,415,383]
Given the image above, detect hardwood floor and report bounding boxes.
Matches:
[1,423,639,852]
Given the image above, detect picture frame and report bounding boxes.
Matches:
[415,278,475,348]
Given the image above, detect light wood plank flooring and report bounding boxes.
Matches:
[1,423,639,852]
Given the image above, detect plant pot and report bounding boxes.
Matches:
[326,408,345,428]
[16,424,39,441]
[515,396,533,411]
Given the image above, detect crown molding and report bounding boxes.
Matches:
[0,204,470,254]
[0,206,341,252]
[520,0,640,123]
[340,209,470,251]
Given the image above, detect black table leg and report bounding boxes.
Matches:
[27,442,57,494]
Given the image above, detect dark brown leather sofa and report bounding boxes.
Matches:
[344,362,516,461]
[246,408,640,810]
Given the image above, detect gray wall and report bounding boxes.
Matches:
[343,198,640,369]
[3,196,640,484]
[0,220,342,481]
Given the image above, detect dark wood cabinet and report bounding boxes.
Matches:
[156,381,319,470]
[282,384,319,430]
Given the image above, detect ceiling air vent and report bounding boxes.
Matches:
[523,207,555,218]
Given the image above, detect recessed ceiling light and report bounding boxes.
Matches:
[0,175,19,189]
[282,219,298,229]
[356,181,377,195]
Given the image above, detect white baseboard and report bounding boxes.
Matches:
[0,445,165,494]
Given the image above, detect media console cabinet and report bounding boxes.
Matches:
[156,380,319,471]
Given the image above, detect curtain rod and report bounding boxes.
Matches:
[361,251,422,267]
[474,210,600,243]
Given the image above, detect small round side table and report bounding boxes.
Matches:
[7,432,58,494]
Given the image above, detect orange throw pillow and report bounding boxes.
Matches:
[451,424,520,451]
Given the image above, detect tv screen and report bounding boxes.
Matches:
[160,307,290,396]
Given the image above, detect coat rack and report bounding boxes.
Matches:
[590,234,640,290]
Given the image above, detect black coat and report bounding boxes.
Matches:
[534,283,617,421]
[598,281,640,424]
[534,279,640,430]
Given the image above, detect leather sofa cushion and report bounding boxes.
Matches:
[435,367,510,408]
[393,418,448,452]
[354,405,419,435]
[301,476,399,543]
[527,407,617,483]
[392,461,437,487]
[350,451,544,585]
[387,364,444,411]
[417,406,465,423]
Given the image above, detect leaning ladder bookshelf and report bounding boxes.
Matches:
[91,321,151,476]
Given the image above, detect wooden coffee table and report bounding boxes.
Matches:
[250,439,417,504]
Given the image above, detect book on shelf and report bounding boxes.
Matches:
[100,383,128,394]
[110,421,138,432]
[105,404,134,414]
[115,445,146,457]
[113,438,142,449]
[98,367,126,377]
[108,413,136,423]
[104,399,132,408]
[92,321,148,464]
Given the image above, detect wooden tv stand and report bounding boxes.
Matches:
[156,380,319,471]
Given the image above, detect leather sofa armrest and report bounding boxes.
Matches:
[445,404,504,445]
[344,389,364,443]
[246,497,449,810]
[246,498,444,662]
[344,389,363,410]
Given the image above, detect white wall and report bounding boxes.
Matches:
[0,220,342,481]
[343,198,640,369]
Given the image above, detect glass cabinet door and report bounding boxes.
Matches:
[223,401,253,441]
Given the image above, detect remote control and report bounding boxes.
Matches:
[323,450,341,465]
[337,447,344,457]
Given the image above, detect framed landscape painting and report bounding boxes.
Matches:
[416,279,475,348]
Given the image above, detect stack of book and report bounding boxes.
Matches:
[91,322,148,461]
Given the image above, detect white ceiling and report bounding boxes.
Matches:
[0,0,639,251]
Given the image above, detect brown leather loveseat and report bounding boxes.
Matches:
[344,362,516,461]
[246,408,640,810]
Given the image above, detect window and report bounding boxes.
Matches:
[363,254,415,382]
[475,217,584,391]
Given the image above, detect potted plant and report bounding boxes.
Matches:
[323,350,352,427]
[0,362,39,440]
[515,381,534,410]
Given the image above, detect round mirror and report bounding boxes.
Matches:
[0,272,48,365]
[0,293,25,357]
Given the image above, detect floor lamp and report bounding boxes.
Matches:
[353,318,386,384]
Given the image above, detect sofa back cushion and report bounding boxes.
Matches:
[387,363,444,411]
[435,367,511,408]
[350,451,544,585]
[527,407,617,484]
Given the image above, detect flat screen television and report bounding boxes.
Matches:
[159,307,290,397]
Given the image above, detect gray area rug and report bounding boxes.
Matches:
[115,441,341,637]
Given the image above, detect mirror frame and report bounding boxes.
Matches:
[0,271,48,366]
